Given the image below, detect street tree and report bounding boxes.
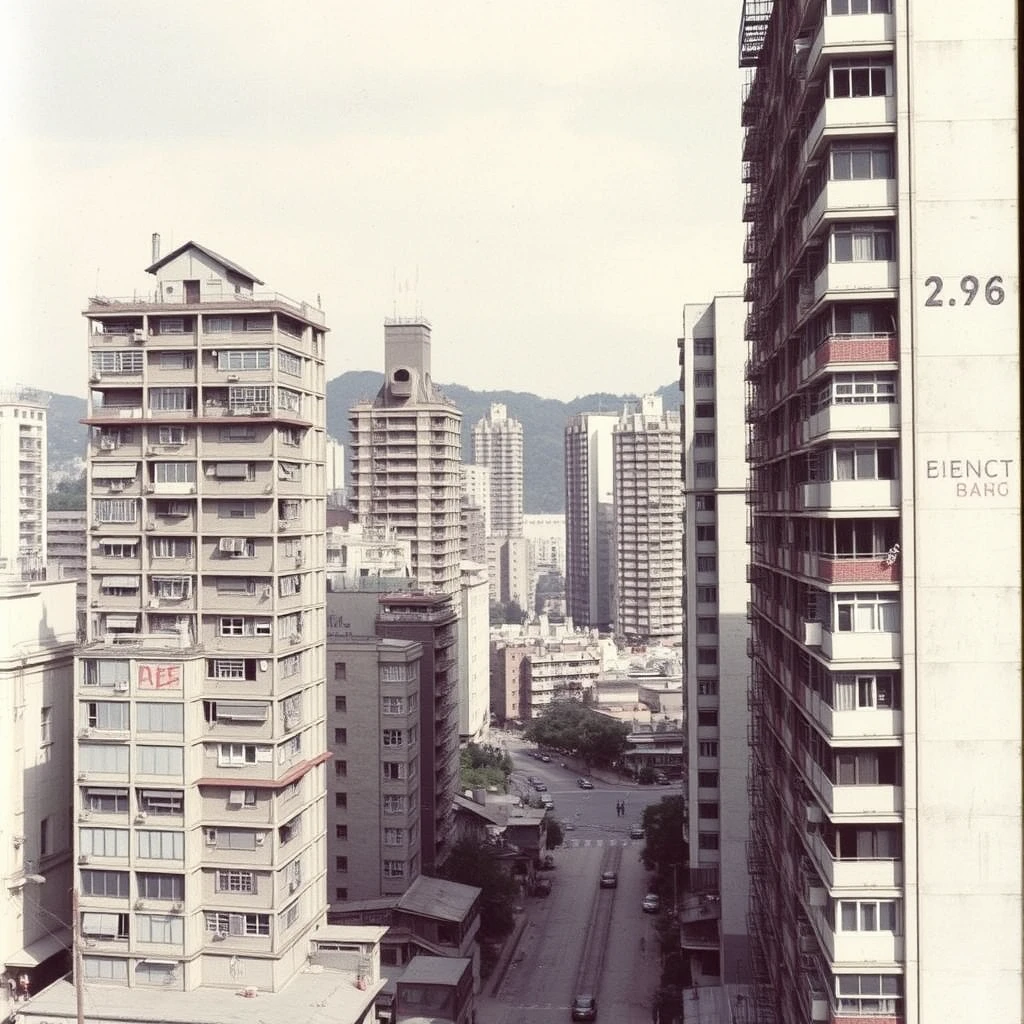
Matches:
[459,743,512,792]
[435,838,519,939]
[545,818,565,851]
[522,701,628,768]
[640,795,688,875]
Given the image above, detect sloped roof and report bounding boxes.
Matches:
[145,240,265,284]
[452,793,509,827]
[396,875,480,923]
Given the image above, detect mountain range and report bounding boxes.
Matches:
[46,375,680,514]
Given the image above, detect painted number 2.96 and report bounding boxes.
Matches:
[924,275,1005,307]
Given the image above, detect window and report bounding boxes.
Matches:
[698,680,719,696]
[834,749,900,786]
[383,828,404,847]
[335,887,349,901]
[79,827,130,857]
[698,801,720,819]
[382,729,404,747]
[698,741,719,758]
[696,648,718,666]
[138,790,184,816]
[80,744,130,774]
[217,501,256,519]
[207,658,255,680]
[40,706,52,745]
[697,710,718,728]
[335,825,348,840]
[696,617,718,635]
[218,350,270,371]
[334,662,347,681]
[81,912,130,940]
[696,524,716,542]
[278,461,301,482]
[153,462,196,484]
[151,576,191,599]
[334,792,347,809]
[697,770,719,788]
[220,617,244,636]
[136,704,183,734]
[834,592,899,632]
[136,746,183,776]
[227,788,257,807]
[99,540,137,558]
[820,444,897,480]
[220,425,257,442]
[697,833,719,851]
[228,385,272,412]
[838,899,900,932]
[832,222,894,262]
[280,426,302,446]
[334,760,347,777]
[694,432,715,448]
[835,974,902,1016]
[382,696,405,715]
[204,912,269,936]
[218,743,259,766]
[80,870,129,898]
[216,870,256,893]
[205,316,232,333]
[383,795,406,814]
[277,388,301,413]
[99,575,140,596]
[137,830,184,861]
[830,141,894,180]
[334,695,347,712]
[829,58,892,98]
[830,0,891,13]
[694,494,716,511]
[153,499,191,518]
[93,498,138,524]
[278,350,302,376]
[83,787,129,814]
[83,956,128,982]
[856,673,897,709]
[694,339,714,356]
[279,574,301,596]
[279,734,301,762]
[335,856,348,872]
[334,727,347,744]
[696,586,718,603]
[280,654,300,678]
[383,860,406,879]
[279,499,301,522]
[278,612,302,638]
[151,537,193,558]
[206,828,263,850]
[694,371,714,388]
[696,556,717,572]
[157,351,194,371]
[694,461,715,479]
[148,388,194,412]
[383,762,406,781]
[213,461,255,480]
[694,402,715,418]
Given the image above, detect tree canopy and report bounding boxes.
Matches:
[640,795,688,874]
[522,701,629,768]
[435,838,519,939]
[459,743,513,792]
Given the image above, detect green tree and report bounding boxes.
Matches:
[489,599,525,625]
[48,472,86,511]
[544,818,565,851]
[436,838,519,939]
[640,795,688,875]
[459,743,513,792]
[523,701,628,768]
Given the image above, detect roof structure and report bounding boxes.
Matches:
[397,955,472,986]
[144,240,265,284]
[396,875,481,923]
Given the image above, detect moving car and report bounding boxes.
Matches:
[642,893,661,913]
[629,823,645,840]
[539,793,554,808]
[576,777,594,789]
[532,781,547,792]
[571,994,597,1021]
[540,754,552,763]
[599,871,618,889]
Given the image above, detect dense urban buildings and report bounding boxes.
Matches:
[612,395,683,644]
[471,403,524,540]
[457,561,490,744]
[679,296,750,986]
[738,3,1020,1022]
[46,509,89,635]
[76,241,329,992]
[0,387,50,580]
[348,320,463,597]
[1,577,77,1012]
[564,411,617,630]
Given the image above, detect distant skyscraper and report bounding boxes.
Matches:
[612,395,683,644]
[564,412,616,630]
[460,465,491,539]
[325,435,345,507]
[76,241,329,992]
[0,386,49,580]
[472,403,524,539]
[349,320,462,595]
[680,296,749,986]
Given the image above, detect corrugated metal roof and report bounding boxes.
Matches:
[396,875,480,922]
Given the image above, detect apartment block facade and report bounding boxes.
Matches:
[75,242,329,992]
[564,412,617,630]
[348,321,463,597]
[0,387,49,580]
[612,395,684,644]
[680,297,750,986]
[471,402,524,539]
[739,3,1020,1022]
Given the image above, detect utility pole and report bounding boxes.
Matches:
[71,888,84,1024]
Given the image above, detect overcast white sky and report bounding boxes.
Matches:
[3,1,746,402]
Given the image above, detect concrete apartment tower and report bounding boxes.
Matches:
[564,412,617,631]
[76,241,329,993]
[472,403,524,539]
[349,320,463,596]
[612,395,684,644]
[739,3,1020,1022]
[0,387,49,580]
[679,297,750,987]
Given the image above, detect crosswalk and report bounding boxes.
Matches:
[562,837,640,848]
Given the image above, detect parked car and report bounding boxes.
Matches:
[526,775,540,785]
[599,871,618,889]
[540,754,552,763]
[533,877,552,897]
[540,794,554,809]
[532,781,547,792]
[642,893,661,913]
[629,823,645,840]
[571,994,597,1021]
[576,777,594,789]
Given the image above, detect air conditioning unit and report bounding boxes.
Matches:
[78,854,91,865]
[211,931,227,941]
[227,374,240,382]
[149,599,160,608]
[79,727,92,738]
[109,482,125,493]
[205,834,217,847]
[254,833,266,846]
[171,902,183,913]
[144,485,155,494]
[145,521,156,531]
[90,600,99,608]
[289,634,301,645]
[114,680,129,693]
[146,446,157,455]
[132,329,145,342]
[135,812,148,823]
[78,810,91,821]
[100,438,116,451]
[135,899,146,910]
[210,350,218,359]
[90,372,102,383]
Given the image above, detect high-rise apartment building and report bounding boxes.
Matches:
[680,296,750,987]
[471,403,524,539]
[76,241,329,992]
[0,387,49,580]
[564,412,617,630]
[612,395,684,644]
[738,4,1020,1022]
[349,320,462,596]
[460,465,491,539]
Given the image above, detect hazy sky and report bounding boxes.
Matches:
[4,1,745,402]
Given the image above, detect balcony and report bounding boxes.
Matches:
[822,627,901,662]
[803,689,901,741]
[802,400,898,443]
[806,13,895,82]
[801,333,898,384]
[801,552,900,585]
[88,291,326,327]
[802,95,897,166]
[812,259,898,307]
[802,178,897,245]
[808,831,903,890]
[802,753,902,817]
[802,478,899,511]
[813,908,904,964]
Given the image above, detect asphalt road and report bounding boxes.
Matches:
[477,737,675,1023]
